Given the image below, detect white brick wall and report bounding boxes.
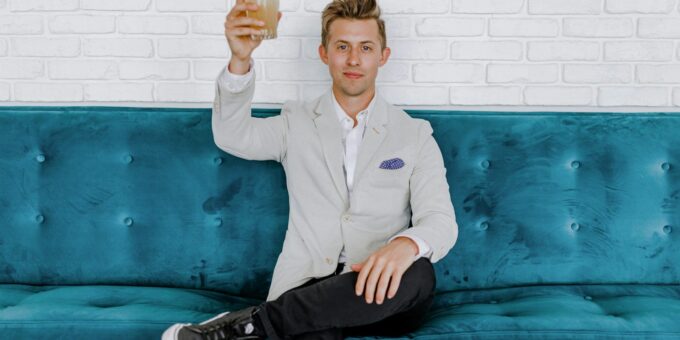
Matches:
[0,0,679,109]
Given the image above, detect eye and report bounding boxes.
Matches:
[362,45,372,51]
[338,44,347,50]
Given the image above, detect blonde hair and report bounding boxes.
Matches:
[321,0,386,50]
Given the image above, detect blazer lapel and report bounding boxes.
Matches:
[313,91,349,205]
[353,92,389,189]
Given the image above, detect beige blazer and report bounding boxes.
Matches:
[212,68,458,301]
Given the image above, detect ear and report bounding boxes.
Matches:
[318,44,329,65]
[379,46,391,67]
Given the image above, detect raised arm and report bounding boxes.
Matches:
[212,0,287,162]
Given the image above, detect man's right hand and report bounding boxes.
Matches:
[224,0,282,75]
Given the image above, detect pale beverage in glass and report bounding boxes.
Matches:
[246,0,279,40]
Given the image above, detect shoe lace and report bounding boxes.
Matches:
[188,322,232,340]
[190,307,260,340]
[204,325,229,340]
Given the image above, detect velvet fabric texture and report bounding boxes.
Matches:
[1,106,679,338]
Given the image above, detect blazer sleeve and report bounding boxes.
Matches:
[212,66,289,163]
[399,120,459,263]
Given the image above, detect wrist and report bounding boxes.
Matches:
[228,57,251,75]
[394,236,419,256]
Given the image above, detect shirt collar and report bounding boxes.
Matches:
[331,90,377,127]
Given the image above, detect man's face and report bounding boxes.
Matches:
[319,18,391,98]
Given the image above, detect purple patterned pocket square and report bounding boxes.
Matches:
[379,158,405,170]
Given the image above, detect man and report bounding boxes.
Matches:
[163,0,458,338]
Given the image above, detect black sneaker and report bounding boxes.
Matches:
[162,306,266,340]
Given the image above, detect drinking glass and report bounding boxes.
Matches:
[246,0,279,40]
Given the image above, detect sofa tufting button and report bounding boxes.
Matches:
[571,223,580,231]
[214,157,223,165]
[36,154,46,163]
[479,222,489,231]
[124,217,134,226]
[663,225,672,234]
[584,295,592,301]
[214,217,223,227]
[481,160,490,169]
[571,161,581,169]
[123,154,133,164]
[662,162,671,171]
[35,214,45,224]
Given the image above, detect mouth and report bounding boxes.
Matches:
[343,72,363,79]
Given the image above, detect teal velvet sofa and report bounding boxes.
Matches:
[1,106,679,339]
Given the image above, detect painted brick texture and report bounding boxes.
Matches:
[0,0,678,107]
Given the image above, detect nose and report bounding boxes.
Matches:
[347,48,360,66]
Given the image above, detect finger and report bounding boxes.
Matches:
[375,263,394,304]
[364,259,386,304]
[226,17,265,29]
[387,271,403,299]
[277,11,282,22]
[227,27,264,38]
[355,257,374,296]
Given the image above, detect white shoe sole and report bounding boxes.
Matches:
[160,312,231,340]
[161,323,188,340]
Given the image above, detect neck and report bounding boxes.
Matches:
[332,85,375,121]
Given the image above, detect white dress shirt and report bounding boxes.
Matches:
[221,60,432,265]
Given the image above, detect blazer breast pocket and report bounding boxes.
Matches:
[362,159,412,216]
[370,157,412,189]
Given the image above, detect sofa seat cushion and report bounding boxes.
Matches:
[0,284,260,340]
[387,284,680,339]
[3,284,679,339]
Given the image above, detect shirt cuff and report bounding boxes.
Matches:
[388,234,432,261]
[219,58,255,93]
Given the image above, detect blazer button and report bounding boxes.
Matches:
[325,257,333,265]
[342,215,351,223]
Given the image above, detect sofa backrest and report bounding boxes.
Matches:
[0,107,288,300]
[430,111,680,292]
[1,107,679,300]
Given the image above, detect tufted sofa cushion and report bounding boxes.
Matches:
[2,284,678,339]
[2,107,680,338]
[429,111,680,291]
[418,284,680,339]
[0,284,258,339]
[0,107,288,300]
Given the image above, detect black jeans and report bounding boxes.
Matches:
[255,257,436,339]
